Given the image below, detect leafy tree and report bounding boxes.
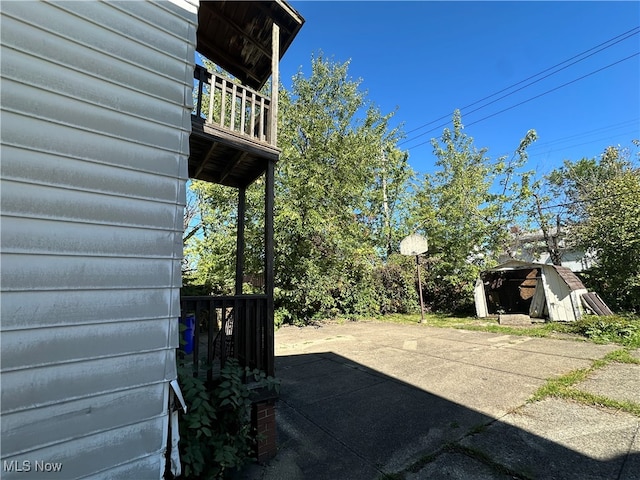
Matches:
[548,145,640,311]
[275,53,409,321]
[580,167,640,311]
[362,145,415,258]
[412,111,538,313]
[186,180,265,294]
[412,110,498,312]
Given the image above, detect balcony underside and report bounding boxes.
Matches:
[189,117,280,188]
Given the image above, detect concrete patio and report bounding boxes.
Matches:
[238,320,640,479]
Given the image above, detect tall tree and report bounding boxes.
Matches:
[412,111,538,312]
[362,144,414,258]
[412,110,498,312]
[547,145,640,311]
[275,53,406,321]
[186,180,265,294]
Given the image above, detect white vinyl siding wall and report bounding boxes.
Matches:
[0,1,196,478]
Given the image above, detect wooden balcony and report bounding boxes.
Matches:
[189,65,280,189]
[180,295,274,380]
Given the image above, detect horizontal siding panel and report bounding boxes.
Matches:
[1,179,180,230]
[1,111,186,177]
[1,384,166,457]
[0,289,181,330]
[1,253,179,292]
[114,1,198,31]
[54,1,193,63]
[1,350,174,413]
[1,417,166,480]
[1,48,185,129]
[1,320,175,371]
[1,146,182,202]
[3,79,183,151]
[0,0,194,476]
[0,9,185,104]
[85,455,164,480]
[1,216,179,258]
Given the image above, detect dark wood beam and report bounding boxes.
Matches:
[208,7,272,60]
[197,36,262,87]
[218,151,249,185]
[236,187,246,296]
[194,140,220,179]
[264,160,275,375]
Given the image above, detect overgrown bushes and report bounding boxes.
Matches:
[569,315,640,347]
[274,254,419,324]
[177,360,279,479]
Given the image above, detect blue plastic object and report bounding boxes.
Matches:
[180,313,196,354]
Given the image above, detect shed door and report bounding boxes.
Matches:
[474,277,488,317]
[529,278,546,318]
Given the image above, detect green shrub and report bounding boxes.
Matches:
[570,315,640,347]
[274,307,291,329]
[373,255,418,315]
[177,359,279,479]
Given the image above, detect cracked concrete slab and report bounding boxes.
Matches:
[406,451,514,480]
[460,398,640,480]
[575,362,640,405]
[235,322,639,480]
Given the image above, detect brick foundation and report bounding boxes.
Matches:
[252,400,277,462]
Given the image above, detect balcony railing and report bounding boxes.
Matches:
[179,295,273,380]
[193,65,274,146]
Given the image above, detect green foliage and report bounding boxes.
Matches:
[185,55,640,323]
[178,359,279,479]
[548,146,640,311]
[187,180,265,295]
[569,315,640,347]
[578,169,640,312]
[412,111,500,313]
[274,53,412,323]
[372,254,419,315]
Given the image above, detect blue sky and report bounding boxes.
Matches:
[279,1,640,177]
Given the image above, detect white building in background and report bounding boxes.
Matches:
[500,227,595,272]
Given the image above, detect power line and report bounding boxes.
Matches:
[539,190,639,211]
[403,52,640,151]
[527,119,639,151]
[401,26,640,144]
[466,53,639,127]
[529,131,638,159]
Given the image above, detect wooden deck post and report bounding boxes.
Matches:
[236,187,246,295]
[269,23,279,146]
[264,161,275,376]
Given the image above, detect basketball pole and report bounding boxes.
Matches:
[416,254,425,323]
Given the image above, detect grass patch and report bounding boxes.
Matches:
[530,348,640,416]
[372,313,580,341]
[566,315,640,348]
[530,367,592,402]
[561,390,640,416]
[375,312,478,327]
[603,349,640,364]
[370,313,640,348]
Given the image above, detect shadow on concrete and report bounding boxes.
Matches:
[272,352,639,480]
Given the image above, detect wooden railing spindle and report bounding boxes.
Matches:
[193,66,273,146]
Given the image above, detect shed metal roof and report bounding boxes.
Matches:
[485,260,586,291]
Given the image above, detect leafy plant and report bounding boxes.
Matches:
[569,315,640,347]
[178,359,279,479]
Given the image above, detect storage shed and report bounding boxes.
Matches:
[474,260,590,322]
